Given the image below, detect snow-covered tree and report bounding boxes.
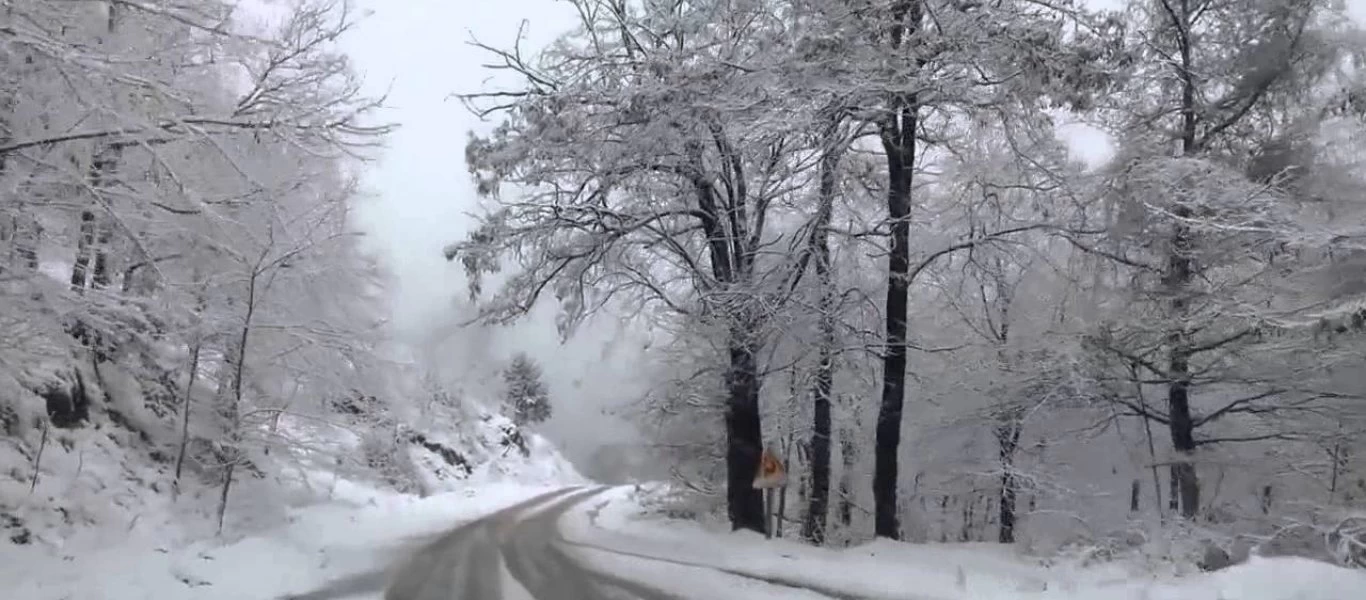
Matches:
[1074,0,1366,524]
[502,352,551,427]
[450,0,846,533]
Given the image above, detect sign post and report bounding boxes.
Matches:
[751,447,788,540]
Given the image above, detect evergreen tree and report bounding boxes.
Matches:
[502,353,551,426]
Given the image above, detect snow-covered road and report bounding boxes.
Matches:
[286,484,919,600]
[285,488,583,600]
[291,485,845,600]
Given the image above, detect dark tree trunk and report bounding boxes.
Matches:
[724,327,765,533]
[873,0,922,541]
[804,291,833,543]
[1167,355,1199,518]
[91,220,112,290]
[874,104,917,540]
[1169,466,1179,512]
[996,407,1023,543]
[683,132,767,534]
[802,121,841,546]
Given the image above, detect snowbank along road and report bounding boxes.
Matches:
[266,483,1366,600]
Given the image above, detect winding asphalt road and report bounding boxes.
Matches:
[283,486,691,600]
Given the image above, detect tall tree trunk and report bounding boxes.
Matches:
[724,325,765,533]
[873,103,917,540]
[212,335,241,533]
[1167,356,1199,518]
[1165,0,1200,520]
[686,137,765,534]
[802,120,841,545]
[73,6,121,293]
[217,265,260,533]
[68,146,119,362]
[174,279,207,490]
[873,0,923,541]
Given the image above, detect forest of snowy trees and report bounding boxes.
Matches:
[5,0,1366,576]
[450,0,1366,564]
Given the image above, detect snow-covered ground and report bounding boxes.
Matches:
[1,393,586,600]
[5,479,564,599]
[560,486,1366,600]
[7,475,1365,599]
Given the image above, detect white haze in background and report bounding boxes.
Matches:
[340,0,650,468]
[336,0,1130,468]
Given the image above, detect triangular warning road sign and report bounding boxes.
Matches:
[751,448,788,489]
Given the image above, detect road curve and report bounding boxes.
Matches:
[382,485,687,600]
[284,486,682,600]
[287,485,847,600]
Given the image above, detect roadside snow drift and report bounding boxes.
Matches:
[558,486,1366,600]
[5,481,566,600]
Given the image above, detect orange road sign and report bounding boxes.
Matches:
[752,448,788,489]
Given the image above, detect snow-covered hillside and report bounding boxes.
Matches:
[2,348,585,600]
[5,480,572,599]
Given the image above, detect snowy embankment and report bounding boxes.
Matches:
[2,367,585,600]
[559,485,1366,600]
[7,475,1364,599]
[5,480,566,599]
